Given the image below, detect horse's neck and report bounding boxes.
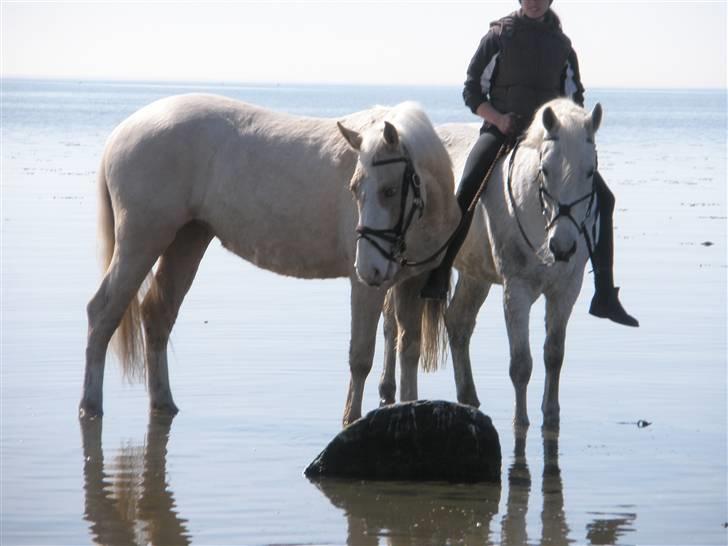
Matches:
[505,145,542,215]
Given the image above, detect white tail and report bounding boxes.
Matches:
[97,161,146,382]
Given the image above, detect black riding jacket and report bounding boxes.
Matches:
[463,9,585,132]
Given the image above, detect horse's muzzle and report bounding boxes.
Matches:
[549,240,577,262]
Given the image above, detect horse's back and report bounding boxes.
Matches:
[436,123,480,181]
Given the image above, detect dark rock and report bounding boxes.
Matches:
[305,400,501,483]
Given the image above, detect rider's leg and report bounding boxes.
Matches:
[588,173,639,327]
[421,129,506,300]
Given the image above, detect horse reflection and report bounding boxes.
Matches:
[80,414,190,546]
[503,426,636,546]
[502,426,570,546]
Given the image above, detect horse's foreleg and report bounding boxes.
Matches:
[542,292,576,429]
[378,290,397,406]
[445,274,490,407]
[393,276,426,402]
[503,280,538,428]
[344,282,386,427]
[141,222,213,415]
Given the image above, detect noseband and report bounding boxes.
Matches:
[355,155,425,265]
[507,137,599,260]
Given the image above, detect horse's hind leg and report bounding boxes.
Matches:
[81,230,175,418]
[503,279,539,428]
[344,281,386,427]
[542,289,578,429]
[445,273,490,407]
[378,290,397,406]
[141,221,213,414]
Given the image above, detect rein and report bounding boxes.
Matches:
[506,137,598,260]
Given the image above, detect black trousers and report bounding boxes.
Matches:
[439,127,615,291]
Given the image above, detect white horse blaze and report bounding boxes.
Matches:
[354,187,399,286]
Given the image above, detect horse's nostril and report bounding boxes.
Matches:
[550,240,577,262]
[548,240,559,258]
[566,241,577,259]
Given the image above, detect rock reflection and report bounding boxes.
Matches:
[80,415,190,546]
[586,512,637,545]
[309,477,502,545]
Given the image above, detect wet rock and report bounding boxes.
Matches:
[305,400,501,483]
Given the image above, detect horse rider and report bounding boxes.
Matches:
[420,0,639,328]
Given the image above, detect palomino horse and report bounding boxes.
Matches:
[379,99,603,428]
[80,94,460,426]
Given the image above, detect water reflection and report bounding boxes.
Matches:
[504,426,636,546]
[502,426,571,545]
[80,415,190,546]
[311,425,637,545]
[310,477,501,545]
[586,512,637,545]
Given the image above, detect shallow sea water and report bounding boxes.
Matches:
[1,80,726,545]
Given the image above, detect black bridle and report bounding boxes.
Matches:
[355,155,424,265]
[507,137,599,260]
[356,154,461,267]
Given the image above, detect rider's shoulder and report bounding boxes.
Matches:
[488,11,519,39]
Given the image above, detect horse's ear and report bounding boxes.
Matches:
[383,121,399,147]
[589,103,603,134]
[337,121,362,151]
[542,106,560,136]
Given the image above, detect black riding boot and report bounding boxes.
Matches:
[588,174,639,327]
[421,129,505,300]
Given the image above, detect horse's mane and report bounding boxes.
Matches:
[521,98,590,150]
[385,102,454,190]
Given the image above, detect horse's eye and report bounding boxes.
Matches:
[383,186,398,198]
[587,169,595,178]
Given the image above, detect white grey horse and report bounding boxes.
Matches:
[378,99,603,428]
[80,94,459,426]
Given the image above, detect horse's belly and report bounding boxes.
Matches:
[215,224,352,280]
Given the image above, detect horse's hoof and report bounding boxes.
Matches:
[459,395,481,409]
[542,413,560,430]
[514,415,530,428]
[342,413,361,428]
[79,403,103,419]
[151,402,179,415]
[542,420,560,434]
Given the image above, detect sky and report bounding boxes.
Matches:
[1,1,726,89]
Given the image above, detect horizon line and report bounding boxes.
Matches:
[1,75,726,92]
